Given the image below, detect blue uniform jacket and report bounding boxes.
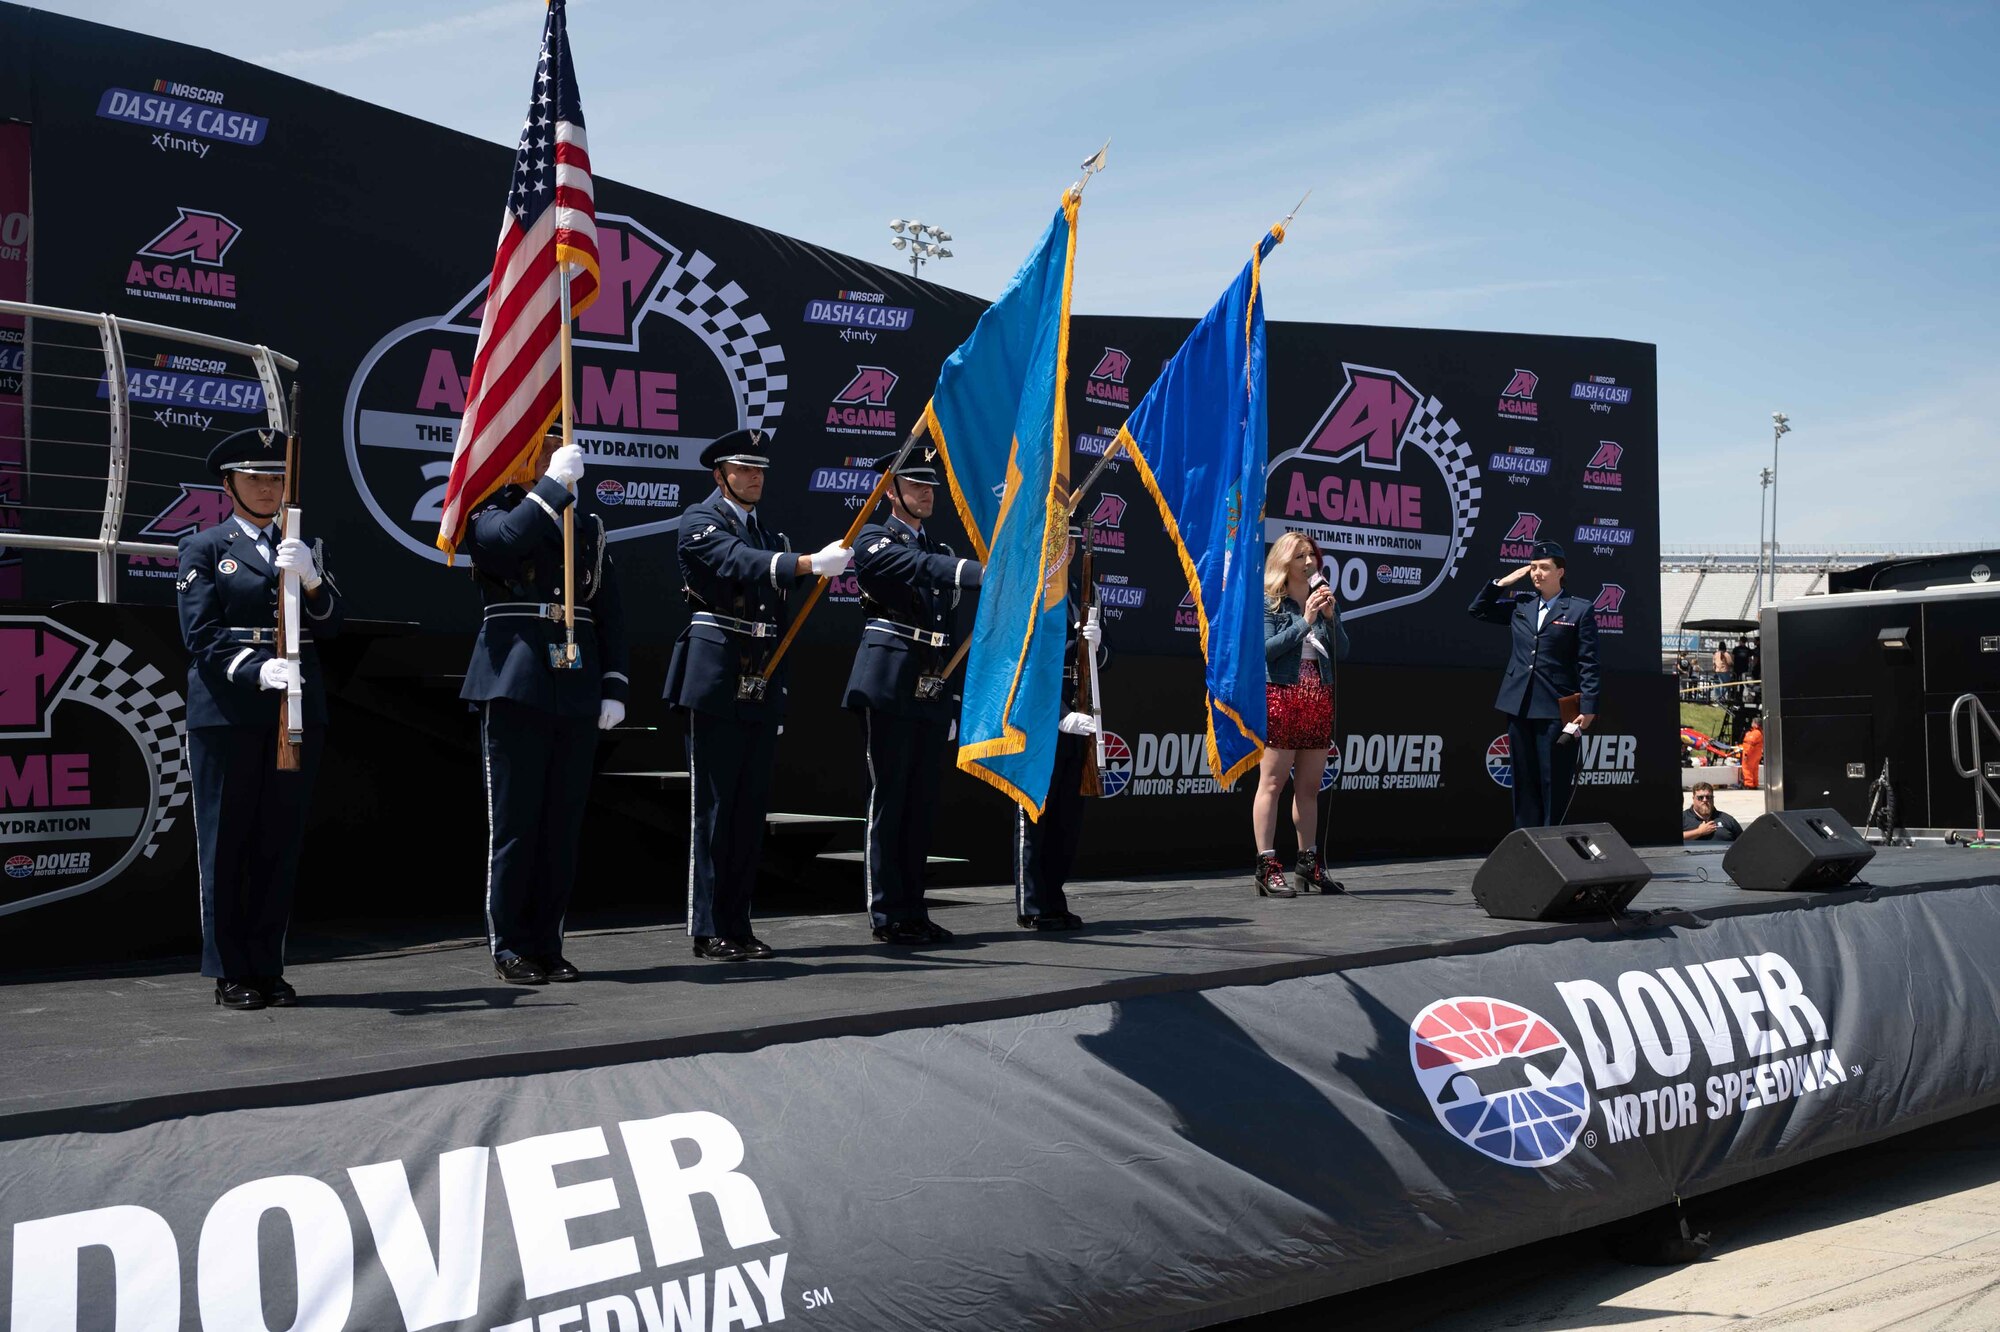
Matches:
[664,488,798,721]
[1264,596,1349,685]
[459,476,629,719]
[1467,580,1601,719]
[176,520,345,729]
[843,515,980,718]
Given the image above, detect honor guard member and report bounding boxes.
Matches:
[177,425,345,1010]
[844,448,982,944]
[1469,540,1601,828]
[666,428,852,961]
[1014,524,1102,932]
[462,439,629,984]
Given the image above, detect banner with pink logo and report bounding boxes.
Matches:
[0,120,27,600]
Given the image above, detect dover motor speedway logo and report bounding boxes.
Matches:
[1413,953,1854,1166]
[1094,730,1224,798]
[0,617,189,916]
[1486,732,1640,788]
[7,1108,816,1332]
[346,215,786,558]
[1412,997,1590,1166]
[1267,363,1480,622]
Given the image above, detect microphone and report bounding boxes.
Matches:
[1308,570,1329,595]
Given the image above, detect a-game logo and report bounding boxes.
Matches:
[1488,445,1551,484]
[825,366,898,438]
[0,616,189,917]
[1412,997,1590,1167]
[1575,516,1635,554]
[1496,369,1539,421]
[802,289,913,345]
[1583,441,1624,492]
[1268,363,1481,622]
[96,83,270,158]
[125,482,235,581]
[1571,374,1633,412]
[1592,583,1626,633]
[1334,732,1443,791]
[1085,347,1132,409]
[126,208,242,310]
[346,215,785,558]
[1086,492,1128,553]
[1172,588,1198,634]
[1498,512,1542,561]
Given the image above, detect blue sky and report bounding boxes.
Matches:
[34,0,2000,548]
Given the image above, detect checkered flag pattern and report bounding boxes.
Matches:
[59,639,190,858]
[1403,394,1482,580]
[645,247,787,433]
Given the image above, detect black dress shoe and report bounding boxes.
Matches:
[916,919,955,943]
[214,979,266,1011]
[494,953,548,984]
[539,956,581,982]
[1017,912,1084,932]
[872,920,932,945]
[739,936,775,960]
[262,976,298,1006]
[693,936,751,961]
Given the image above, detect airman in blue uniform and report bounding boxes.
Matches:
[176,425,344,1010]
[665,428,852,960]
[461,439,629,984]
[1015,526,1101,932]
[844,448,981,944]
[1469,540,1602,828]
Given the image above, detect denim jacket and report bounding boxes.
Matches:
[1265,596,1349,685]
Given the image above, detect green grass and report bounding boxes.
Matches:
[1681,702,1727,739]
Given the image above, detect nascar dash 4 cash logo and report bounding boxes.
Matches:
[345,214,786,559]
[5,1108,833,1331]
[1266,363,1481,620]
[1412,951,1853,1167]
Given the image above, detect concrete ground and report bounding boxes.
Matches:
[1239,1103,2000,1331]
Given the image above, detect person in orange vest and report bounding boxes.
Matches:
[1739,714,1765,789]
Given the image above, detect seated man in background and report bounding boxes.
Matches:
[1682,782,1743,842]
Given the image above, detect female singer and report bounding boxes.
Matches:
[1252,532,1348,896]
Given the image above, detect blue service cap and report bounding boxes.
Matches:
[878,443,942,487]
[1530,540,1567,563]
[700,427,771,470]
[205,425,287,476]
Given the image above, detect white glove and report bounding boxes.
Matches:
[598,698,626,730]
[274,537,322,592]
[1080,618,1102,650]
[257,659,297,692]
[810,542,853,577]
[1059,711,1099,736]
[546,443,586,487]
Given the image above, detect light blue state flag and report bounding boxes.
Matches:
[950,192,1081,817]
[1113,226,1283,790]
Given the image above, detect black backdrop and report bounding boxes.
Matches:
[0,4,1672,949]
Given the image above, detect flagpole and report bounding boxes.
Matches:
[757,418,929,683]
[559,263,579,663]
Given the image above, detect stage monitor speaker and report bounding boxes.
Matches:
[1471,823,1654,921]
[1722,808,1875,892]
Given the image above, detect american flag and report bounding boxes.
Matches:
[436,0,600,559]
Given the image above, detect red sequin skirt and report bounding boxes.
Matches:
[1267,665,1333,751]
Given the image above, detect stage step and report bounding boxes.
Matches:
[818,850,970,865]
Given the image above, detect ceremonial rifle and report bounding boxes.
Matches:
[275,382,304,770]
[1074,518,1104,796]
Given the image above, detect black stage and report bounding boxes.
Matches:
[8,844,1995,1140]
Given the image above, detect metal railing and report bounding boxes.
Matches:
[1948,693,2000,842]
[0,298,296,602]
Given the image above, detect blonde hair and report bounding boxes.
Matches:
[1264,532,1318,610]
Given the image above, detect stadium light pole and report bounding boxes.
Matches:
[1767,412,1790,604]
[888,218,953,279]
[1755,466,1774,612]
